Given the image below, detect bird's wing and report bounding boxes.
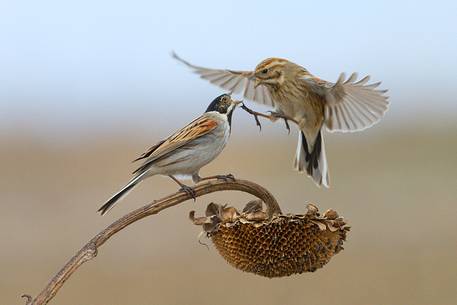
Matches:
[132,115,218,174]
[301,73,389,132]
[172,52,275,107]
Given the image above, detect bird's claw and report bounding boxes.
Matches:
[268,111,291,134]
[241,104,294,134]
[282,118,291,134]
[240,104,262,131]
[216,174,235,182]
[266,111,280,122]
[180,185,196,201]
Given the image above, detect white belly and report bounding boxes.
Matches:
[150,116,230,178]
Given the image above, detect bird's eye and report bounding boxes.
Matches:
[262,68,268,74]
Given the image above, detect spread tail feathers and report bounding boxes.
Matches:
[294,131,329,188]
[98,173,146,215]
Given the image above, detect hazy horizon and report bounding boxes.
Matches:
[2,0,457,140]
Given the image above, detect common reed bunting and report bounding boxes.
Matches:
[98,94,241,215]
[173,53,389,188]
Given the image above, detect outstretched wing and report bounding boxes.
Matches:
[302,73,389,132]
[132,115,218,174]
[172,52,275,107]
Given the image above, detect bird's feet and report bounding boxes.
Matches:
[179,185,197,201]
[199,174,235,182]
[268,111,294,134]
[240,104,265,131]
[240,103,296,134]
[215,174,235,182]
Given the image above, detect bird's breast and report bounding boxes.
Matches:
[271,83,325,128]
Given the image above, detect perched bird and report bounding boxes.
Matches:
[98,94,241,215]
[172,53,389,188]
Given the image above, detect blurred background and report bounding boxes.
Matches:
[1,1,456,304]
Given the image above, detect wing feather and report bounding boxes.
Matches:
[172,52,275,107]
[344,95,371,127]
[303,73,389,133]
[345,93,379,122]
[132,115,218,174]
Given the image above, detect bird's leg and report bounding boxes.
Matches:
[168,175,196,201]
[240,103,296,134]
[192,173,202,183]
[268,111,297,134]
[240,104,272,130]
[198,174,235,182]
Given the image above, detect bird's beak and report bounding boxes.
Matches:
[233,100,242,107]
[228,100,242,113]
[254,78,261,88]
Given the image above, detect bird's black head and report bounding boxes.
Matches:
[205,94,241,125]
[206,94,232,113]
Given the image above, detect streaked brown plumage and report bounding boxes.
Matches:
[173,53,389,188]
[98,94,241,215]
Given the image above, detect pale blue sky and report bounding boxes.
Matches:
[1,0,456,138]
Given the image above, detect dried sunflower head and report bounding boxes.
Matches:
[190,200,350,278]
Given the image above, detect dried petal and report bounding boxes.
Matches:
[221,207,239,222]
[189,211,208,225]
[306,203,319,216]
[245,211,268,221]
[205,202,222,218]
[243,199,264,213]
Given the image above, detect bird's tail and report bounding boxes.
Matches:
[294,130,329,188]
[98,172,146,215]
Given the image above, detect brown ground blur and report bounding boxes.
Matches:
[1,123,456,305]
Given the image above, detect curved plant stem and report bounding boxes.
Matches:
[22,178,281,305]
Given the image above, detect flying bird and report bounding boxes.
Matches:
[98,94,241,215]
[172,53,389,188]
